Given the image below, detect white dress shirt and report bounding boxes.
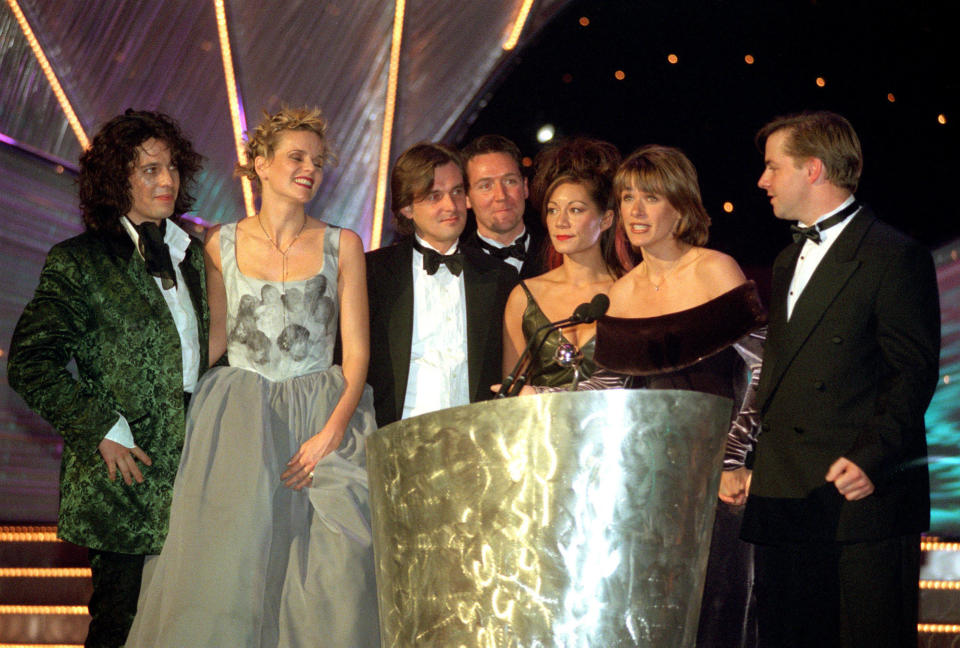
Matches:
[401,236,470,419]
[477,227,528,273]
[105,217,201,447]
[786,195,860,320]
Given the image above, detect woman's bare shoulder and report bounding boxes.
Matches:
[692,248,747,295]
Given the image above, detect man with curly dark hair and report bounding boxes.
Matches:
[7,109,210,648]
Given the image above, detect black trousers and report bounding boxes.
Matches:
[86,549,145,648]
[754,535,920,648]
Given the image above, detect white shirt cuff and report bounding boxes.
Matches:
[104,415,136,448]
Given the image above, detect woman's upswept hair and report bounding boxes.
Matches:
[78,109,203,233]
[613,145,711,271]
[236,106,334,194]
[531,137,622,276]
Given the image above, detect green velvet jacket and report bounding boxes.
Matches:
[8,225,209,554]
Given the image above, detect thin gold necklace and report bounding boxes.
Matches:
[645,249,695,291]
[257,214,307,329]
[257,214,307,280]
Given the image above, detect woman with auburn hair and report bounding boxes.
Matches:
[501,137,622,388]
[128,107,378,647]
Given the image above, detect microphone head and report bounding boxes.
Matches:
[588,293,610,320]
[570,301,593,323]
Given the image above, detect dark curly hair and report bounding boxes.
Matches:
[78,109,203,233]
[530,137,622,276]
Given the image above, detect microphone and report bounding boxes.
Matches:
[572,294,610,324]
[497,292,610,398]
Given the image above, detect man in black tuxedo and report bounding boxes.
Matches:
[366,142,517,428]
[741,111,941,647]
[459,135,547,279]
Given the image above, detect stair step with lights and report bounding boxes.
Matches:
[0,526,88,647]
[919,537,960,647]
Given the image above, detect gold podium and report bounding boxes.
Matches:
[366,389,732,647]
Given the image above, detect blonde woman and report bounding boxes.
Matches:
[128,107,378,647]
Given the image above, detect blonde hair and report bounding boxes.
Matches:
[235,106,334,193]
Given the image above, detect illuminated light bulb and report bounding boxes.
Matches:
[579,16,590,27]
[537,124,556,143]
[937,114,947,125]
[667,53,678,64]
[614,70,625,80]
[521,157,533,168]
[744,54,755,64]
[887,93,896,102]
[816,77,826,87]
[723,202,734,213]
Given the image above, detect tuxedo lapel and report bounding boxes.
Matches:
[758,211,874,409]
[387,242,415,419]
[463,258,498,401]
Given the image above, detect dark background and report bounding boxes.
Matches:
[456,0,959,274]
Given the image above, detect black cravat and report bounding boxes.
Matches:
[477,231,528,262]
[134,221,177,289]
[412,238,464,276]
[790,201,859,244]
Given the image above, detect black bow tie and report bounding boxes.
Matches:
[477,231,528,262]
[134,221,177,289]
[790,201,859,244]
[412,238,464,276]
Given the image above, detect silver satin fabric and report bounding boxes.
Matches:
[367,389,732,647]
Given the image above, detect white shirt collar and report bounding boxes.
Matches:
[477,226,527,250]
[120,216,191,265]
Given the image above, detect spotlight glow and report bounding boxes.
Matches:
[214,0,254,219]
[667,53,679,64]
[536,124,556,143]
[938,114,948,125]
[503,0,535,51]
[744,54,755,64]
[723,202,734,213]
[372,0,407,249]
[6,0,89,149]
[816,77,826,87]
[614,70,625,80]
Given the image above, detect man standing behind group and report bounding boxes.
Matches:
[459,134,547,278]
[366,142,517,428]
[741,111,940,647]
[7,110,208,647]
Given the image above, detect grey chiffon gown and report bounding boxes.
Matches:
[127,223,380,647]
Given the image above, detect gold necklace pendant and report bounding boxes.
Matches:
[256,214,308,330]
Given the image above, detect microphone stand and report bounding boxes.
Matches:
[496,314,584,398]
[497,293,611,398]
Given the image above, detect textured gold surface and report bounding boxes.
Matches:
[367,389,731,647]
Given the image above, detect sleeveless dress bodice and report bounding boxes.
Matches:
[520,281,598,387]
[222,222,338,380]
